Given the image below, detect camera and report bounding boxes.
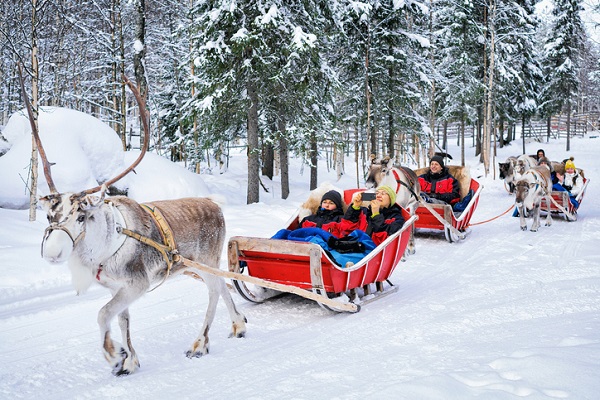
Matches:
[361,192,376,201]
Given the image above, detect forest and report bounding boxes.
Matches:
[1,0,599,204]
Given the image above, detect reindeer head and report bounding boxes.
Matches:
[39,190,106,263]
[498,162,512,179]
[17,72,149,264]
[514,179,536,207]
[365,155,391,189]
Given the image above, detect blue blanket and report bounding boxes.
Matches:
[272,228,376,267]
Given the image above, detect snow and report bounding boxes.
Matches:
[0,107,125,209]
[1,109,600,399]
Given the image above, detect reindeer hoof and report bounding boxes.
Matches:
[111,348,139,376]
[186,348,209,358]
[520,226,527,231]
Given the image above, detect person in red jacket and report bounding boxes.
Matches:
[298,190,344,237]
[339,185,405,246]
[418,155,460,205]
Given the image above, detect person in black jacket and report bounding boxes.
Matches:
[297,190,344,237]
[339,185,405,246]
[418,155,460,205]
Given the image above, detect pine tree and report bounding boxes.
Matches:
[541,0,586,151]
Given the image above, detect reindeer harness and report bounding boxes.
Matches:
[390,167,420,201]
[100,201,180,291]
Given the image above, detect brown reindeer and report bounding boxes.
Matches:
[25,74,246,375]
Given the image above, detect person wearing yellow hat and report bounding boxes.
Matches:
[339,185,405,246]
[556,157,583,208]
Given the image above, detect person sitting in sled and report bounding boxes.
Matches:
[555,158,583,209]
[538,156,559,185]
[339,185,405,246]
[297,190,344,237]
[418,155,461,206]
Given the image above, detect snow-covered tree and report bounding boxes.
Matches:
[540,0,586,151]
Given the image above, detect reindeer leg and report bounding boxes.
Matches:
[531,204,540,232]
[98,286,145,376]
[217,277,247,338]
[406,204,417,256]
[186,275,220,358]
[545,195,553,226]
[117,309,140,373]
[518,205,527,231]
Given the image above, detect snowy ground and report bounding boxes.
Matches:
[1,132,599,399]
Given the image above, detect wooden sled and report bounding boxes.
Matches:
[413,166,483,242]
[227,189,417,313]
[541,177,589,222]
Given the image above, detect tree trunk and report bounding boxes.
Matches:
[309,131,318,190]
[133,0,148,149]
[279,130,289,200]
[365,28,374,157]
[483,0,495,176]
[28,0,40,222]
[262,141,274,180]
[460,117,465,166]
[566,102,571,151]
[246,78,260,204]
[522,114,526,155]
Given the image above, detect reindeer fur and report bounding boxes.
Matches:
[40,193,247,376]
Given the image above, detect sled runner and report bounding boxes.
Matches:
[227,189,417,313]
[413,166,483,243]
[541,177,589,222]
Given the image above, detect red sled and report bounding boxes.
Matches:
[227,189,417,313]
[541,176,589,222]
[413,166,483,242]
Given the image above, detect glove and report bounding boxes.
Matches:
[421,193,432,203]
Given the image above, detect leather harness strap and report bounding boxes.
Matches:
[118,203,181,292]
[392,167,420,201]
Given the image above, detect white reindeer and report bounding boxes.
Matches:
[29,76,246,376]
[514,166,553,232]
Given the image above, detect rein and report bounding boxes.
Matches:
[391,168,420,201]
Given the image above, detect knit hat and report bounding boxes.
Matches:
[376,185,397,205]
[565,158,575,170]
[430,155,445,169]
[321,190,343,210]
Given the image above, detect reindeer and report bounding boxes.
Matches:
[514,166,553,232]
[514,154,537,178]
[499,156,518,193]
[24,75,246,376]
[365,155,420,255]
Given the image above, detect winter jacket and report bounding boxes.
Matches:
[339,203,405,246]
[418,168,460,205]
[299,208,344,237]
[562,171,583,197]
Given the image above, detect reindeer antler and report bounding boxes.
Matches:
[17,62,58,193]
[83,75,150,194]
